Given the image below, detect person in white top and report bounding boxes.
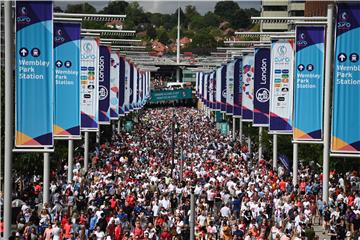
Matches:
[220,205,231,218]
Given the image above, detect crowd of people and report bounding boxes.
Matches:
[5,107,360,239]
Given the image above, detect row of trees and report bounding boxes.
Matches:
[55,1,260,55]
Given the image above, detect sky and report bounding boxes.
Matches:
[55,1,261,15]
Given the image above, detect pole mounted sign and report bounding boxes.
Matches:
[331,2,360,153]
[269,38,295,134]
[15,1,54,147]
[294,26,325,141]
[54,22,81,139]
[253,47,271,127]
[80,37,99,131]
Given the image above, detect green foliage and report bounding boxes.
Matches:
[65,3,96,14]
[99,1,129,14]
[61,1,259,51]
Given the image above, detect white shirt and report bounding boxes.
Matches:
[220,206,231,217]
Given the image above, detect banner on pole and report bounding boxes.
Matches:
[294,26,325,141]
[233,58,242,118]
[253,48,271,127]
[98,46,111,124]
[133,67,138,109]
[124,60,130,113]
[226,61,235,115]
[15,1,54,147]
[80,37,99,131]
[54,22,81,139]
[118,57,125,116]
[110,52,120,119]
[209,72,216,110]
[129,63,134,111]
[331,3,360,153]
[269,39,295,133]
[220,65,227,113]
[215,67,222,110]
[242,54,254,122]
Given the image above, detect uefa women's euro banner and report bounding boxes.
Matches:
[294,26,325,141]
[98,46,111,124]
[226,61,235,115]
[129,64,134,111]
[80,37,99,131]
[233,58,242,118]
[242,54,254,121]
[118,57,125,116]
[269,39,295,133]
[54,22,81,139]
[110,52,120,119]
[220,65,227,113]
[124,60,130,113]
[331,3,360,153]
[253,47,270,127]
[215,67,222,111]
[209,72,216,110]
[16,1,54,147]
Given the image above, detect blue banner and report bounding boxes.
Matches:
[220,65,227,113]
[16,1,53,147]
[331,3,360,153]
[294,26,325,141]
[253,48,271,126]
[98,46,111,124]
[110,52,120,119]
[233,58,242,117]
[54,22,81,139]
[118,57,125,116]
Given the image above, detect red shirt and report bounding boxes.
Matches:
[160,230,172,240]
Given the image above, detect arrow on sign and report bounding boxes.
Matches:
[338,53,347,62]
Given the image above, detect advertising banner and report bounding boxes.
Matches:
[98,46,111,124]
[150,89,193,102]
[209,72,216,109]
[204,73,209,106]
[54,22,81,139]
[226,61,235,115]
[124,60,130,113]
[331,3,360,153]
[269,39,295,133]
[253,48,271,126]
[233,58,242,118]
[129,63,134,111]
[80,37,99,131]
[242,54,254,121]
[16,1,54,147]
[294,26,325,141]
[215,67,222,110]
[133,67,138,109]
[110,52,120,119]
[118,57,125,116]
[220,65,227,113]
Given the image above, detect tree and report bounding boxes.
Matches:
[157,26,170,44]
[53,6,63,13]
[100,1,128,14]
[214,1,240,21]
[65,3,96,14]
[124,2,149,29]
